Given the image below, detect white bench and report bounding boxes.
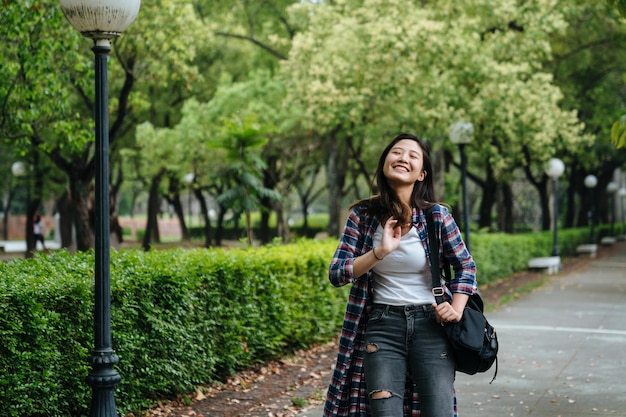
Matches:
[576,244,598,257]
[601,237,616,246]
[528,256,561,274]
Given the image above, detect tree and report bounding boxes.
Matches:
[1,0,209,251]
[282,0,589,235]
[283,1,454,235]
[214,114,281,245]
[128,113,218,250]
[0,3,94,251]
[550,1,626,226]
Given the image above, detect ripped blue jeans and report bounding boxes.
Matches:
[363,304,455,417]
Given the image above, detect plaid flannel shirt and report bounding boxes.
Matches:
[323,203,477,417]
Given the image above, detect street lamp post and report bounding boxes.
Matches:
[584,175,598,243]
[607,181,619,236]
[545,158,565,256]
[449,121,474,252]
[11,161,28,208]
[59,1,140,416]
[619,187,626,239]
[184,173,195,228]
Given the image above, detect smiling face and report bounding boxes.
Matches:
[382,139,426,189]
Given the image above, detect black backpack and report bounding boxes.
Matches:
[426,206,498,382]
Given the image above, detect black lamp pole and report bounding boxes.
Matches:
[185,173,195,230]
[545,158,564,257]
[449,120,474,253]
[459,143,470,252]
[590,192,596,244]
[607,182,619,237]
[617,187,626,240]
[611,192,615,236]
[85,39,121,417]
[60,2,140,415]
[584,175,597,244]
[551,177,560,256]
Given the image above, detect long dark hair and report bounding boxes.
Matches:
[355,133,437,225]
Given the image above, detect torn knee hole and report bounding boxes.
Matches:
[370,390,393,400]
[366,343,379,353]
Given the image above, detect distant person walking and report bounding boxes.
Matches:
[33,214,47,251]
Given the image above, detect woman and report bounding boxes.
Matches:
[323,133,477,417]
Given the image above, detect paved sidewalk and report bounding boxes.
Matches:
[0,239,60,253]
[0,240,61,261]
[300,244,626,416]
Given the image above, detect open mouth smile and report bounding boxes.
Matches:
[392,164,410,172]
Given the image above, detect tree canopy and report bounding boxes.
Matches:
[2,0,626,248]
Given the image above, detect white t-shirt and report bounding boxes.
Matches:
[371,224,434,306]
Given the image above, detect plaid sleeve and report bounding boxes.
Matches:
[328,208,362,287]
[438,205,477,295]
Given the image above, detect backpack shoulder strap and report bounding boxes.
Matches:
[425,205,445,304]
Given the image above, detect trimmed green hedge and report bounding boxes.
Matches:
[0,240,346,417]
[471,227,592,286]
[0,228,596,416]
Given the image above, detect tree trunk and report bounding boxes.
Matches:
[192,187,212,248]
[577,183,592,228]
[25,198,39,257]
[258,163,277,245]
[57,191,74,250]
[215,205,226,247]
[326,127,347,238]
[259,208,271,244]
[143,174,163,251]
[274,200,290,243]
[478,167,497,230]
[172,196,189,241]
[564,166,580,228]
[539,181,551,231]
[296,166,324,239]
[193,187,212,248]
[70,177,94,251]
[500,183,514,233]
[165,178,189,241]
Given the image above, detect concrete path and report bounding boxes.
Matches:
[300,244,626,416]
[0,239,61,253]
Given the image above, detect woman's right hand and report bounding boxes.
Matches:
[352,218,402,277]
[377,218,402,258]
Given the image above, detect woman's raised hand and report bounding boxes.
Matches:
[378,218,402,258]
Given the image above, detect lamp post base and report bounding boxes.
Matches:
[86,352,121,417]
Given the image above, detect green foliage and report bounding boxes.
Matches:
[471,227,591,286]
[0,228,595,415]
[471,233,543,285]
[0,240,345,416]
[611,114,626,149]
[608,0,626,18]
[0,1,86,150]
[0,253,93,417]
